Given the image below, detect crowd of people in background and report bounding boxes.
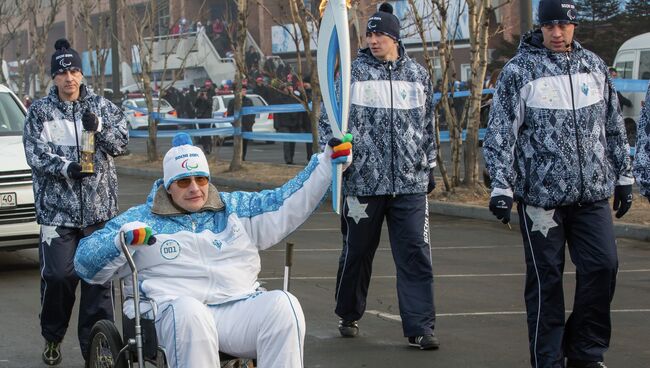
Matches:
[119,48,313,164]
[169,16,235,60]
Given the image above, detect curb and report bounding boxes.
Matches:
[117,165,650,242]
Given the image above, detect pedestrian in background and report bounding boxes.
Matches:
[194,90,213,154]
[319,2,439,350]
[482,1,633,367]
[22,38,128,366]
[227,85,255,161]
[274,84,303,165]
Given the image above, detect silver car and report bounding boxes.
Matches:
[122,97,178,130]
[212,94,275,133]
[0,84,39,250]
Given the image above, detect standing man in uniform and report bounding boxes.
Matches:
[23,39,129,365]
[319,2,439,350]
[483,1,633,367]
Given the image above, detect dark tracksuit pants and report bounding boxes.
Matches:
[39,223,114,360]
[334,194,436,337]
[517,200,617,368]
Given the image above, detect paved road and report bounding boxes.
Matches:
[1,174,648,367]
[126,136,487,175]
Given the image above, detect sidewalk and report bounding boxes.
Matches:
[115,158,650,242]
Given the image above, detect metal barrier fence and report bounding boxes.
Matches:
[126,79,648,145]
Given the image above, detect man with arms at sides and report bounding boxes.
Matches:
[483,1,633,367]
[23,38,128,366]
[319,2,439,350]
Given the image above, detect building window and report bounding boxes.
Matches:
[157,0,170,36]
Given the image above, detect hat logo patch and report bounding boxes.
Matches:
[368,21,377,29]
[59,59,71,68]
[181,158,199,171]
[567,10,576,20]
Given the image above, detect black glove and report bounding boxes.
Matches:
[613,185,633,218]
[82,111,99,131]
[67,162,92,179]
[489,195,513,224]
[427,170,436,193]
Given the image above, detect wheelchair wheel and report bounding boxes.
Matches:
[87,320,127,368]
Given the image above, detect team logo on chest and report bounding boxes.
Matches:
[213,239,223,250]
[160,239,181,260]
[581,82,589,96]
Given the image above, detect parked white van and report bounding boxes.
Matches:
[613,32,650,145]
[0,84,40,250]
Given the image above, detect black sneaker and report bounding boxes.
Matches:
[42,341,62,366]
[338,320,359,337]
[567,360,607,368]
[408,333,440,350]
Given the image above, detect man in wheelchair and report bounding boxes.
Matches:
[74,132,352,367]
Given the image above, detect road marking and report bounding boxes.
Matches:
[263,245,520,252]
[258,269,650,280]
[366,309,650,321]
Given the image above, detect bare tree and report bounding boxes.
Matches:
[408,0,465,190]
[119,0,204,162]
[25,0,64,97]
[256,0,323,153]
[409,0,506,190]
[11,31,32,98]
[463,0,489,187]
[0,0,27,87]
[74,0,111,96]
[228,0,250,171]
[288,0,322,152]
[463,0,508,186]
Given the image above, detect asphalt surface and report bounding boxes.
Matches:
[125,136,487,171]
[1,173,649,368]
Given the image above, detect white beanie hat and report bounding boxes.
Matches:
[163,133,210,189]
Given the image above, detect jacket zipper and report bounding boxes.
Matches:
[388,62,396,197]
[566,52,585,203]
[72,101,84,226]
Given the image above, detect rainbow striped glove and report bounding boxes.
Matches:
[328,133,353,167]
[117,221,156,246]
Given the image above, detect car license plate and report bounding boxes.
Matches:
[0,192,17,209]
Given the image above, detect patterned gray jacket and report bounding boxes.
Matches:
[23,85,129,227]
[483,30,633,209]
[632,84,650,196]
[319,45,436,196]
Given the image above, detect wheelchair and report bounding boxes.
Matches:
[85,233,293,368]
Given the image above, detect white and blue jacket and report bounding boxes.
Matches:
[74,152,331,309]
[633,84,650,196]
[23,85,128,227]
[319,45,436,196]
[483,30,633,209]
